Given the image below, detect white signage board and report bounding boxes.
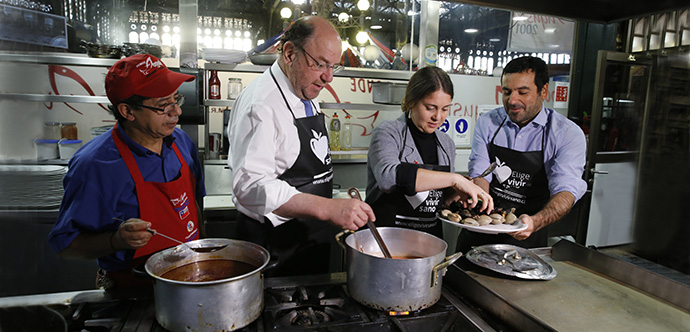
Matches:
[508,12,575,53]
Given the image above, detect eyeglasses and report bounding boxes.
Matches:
[135,94,185,115]
[297,46,344,74]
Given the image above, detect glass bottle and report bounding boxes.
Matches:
[341,114,352,151]
[208,70,221,100]
[329,112,341,151]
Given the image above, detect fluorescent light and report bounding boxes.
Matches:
[464,28,478,33]
[370,25,382,30]
[489,38,500,42]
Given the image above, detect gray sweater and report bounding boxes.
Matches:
[366,113,456,204]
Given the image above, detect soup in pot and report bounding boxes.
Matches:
[391,255,424,259]
[161,259,257,282]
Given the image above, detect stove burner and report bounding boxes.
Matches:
[388,310,411,316]
[283,306,331,326]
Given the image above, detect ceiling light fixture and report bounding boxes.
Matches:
[489,38,500,42]
[338,12,350,22]
[464,28,478,33]
[357,0,370,11]
[370,25,382,30]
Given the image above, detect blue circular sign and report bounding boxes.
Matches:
[440,119,450,132]
[455,119,468,134]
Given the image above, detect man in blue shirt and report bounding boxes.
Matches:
[457,56,587,252]
[49,54,205,290]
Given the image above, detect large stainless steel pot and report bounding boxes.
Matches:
[336,227,462,312]
[145,238,269,332]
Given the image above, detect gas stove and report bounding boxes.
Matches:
[0,273,497,332]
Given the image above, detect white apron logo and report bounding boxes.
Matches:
[494,157,512,183]
[309,129,329,164]
[170,192,191,220]
[405,191,429,209]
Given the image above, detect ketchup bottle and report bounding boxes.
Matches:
[208,70,221,100]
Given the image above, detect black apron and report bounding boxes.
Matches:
[236,68,336,277]
[457,114,551,253]
[368,122,451,238]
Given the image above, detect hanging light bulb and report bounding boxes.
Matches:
[357,0,370,11]
[355,31,369,45]
[280,7,292,19]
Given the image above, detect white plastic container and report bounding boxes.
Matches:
[58,139,83,160]
[34,139,60,160]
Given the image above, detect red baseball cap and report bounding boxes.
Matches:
[105,54,195,105]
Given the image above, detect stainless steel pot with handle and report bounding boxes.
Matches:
[336,227,462,312]
[145,238,269,332]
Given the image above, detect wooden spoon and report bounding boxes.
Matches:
[347,188,392,259]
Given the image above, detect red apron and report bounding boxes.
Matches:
[112,124,200,259]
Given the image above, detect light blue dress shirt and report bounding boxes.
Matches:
[469,106,587,203]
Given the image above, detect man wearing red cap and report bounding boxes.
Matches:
[49,54,205,290]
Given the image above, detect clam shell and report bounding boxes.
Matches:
[462,218,480,226]
[476,215,492,225]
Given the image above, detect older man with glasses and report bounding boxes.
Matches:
[49,54,205,292]
[226,16,375,277]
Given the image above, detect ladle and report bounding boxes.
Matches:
[347,187,392,259]
[112,217,226,253]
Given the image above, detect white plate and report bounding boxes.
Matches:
[437,212,528,234]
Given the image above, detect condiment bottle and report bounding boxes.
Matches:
[341,114,352,151]
[227,78,242,100]
[329,112,341,151]
[61,122,78,140]
[208,70,221,100]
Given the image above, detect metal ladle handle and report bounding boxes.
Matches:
[347,188,392,259]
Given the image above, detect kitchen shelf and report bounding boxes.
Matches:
[204,99,235,107]
[0,93,109,104]
[203,61,413,80]
[320,103,400,111]
[202,100,401,112]
[0,52,119,67]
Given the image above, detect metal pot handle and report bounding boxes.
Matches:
[430,252,463,287]
[335,230,354,250]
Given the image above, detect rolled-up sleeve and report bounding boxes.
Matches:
[468,112,495,182]
[546,121,587,202]
[228,102,300,226]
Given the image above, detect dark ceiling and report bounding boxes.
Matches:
[455,0,689,23]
